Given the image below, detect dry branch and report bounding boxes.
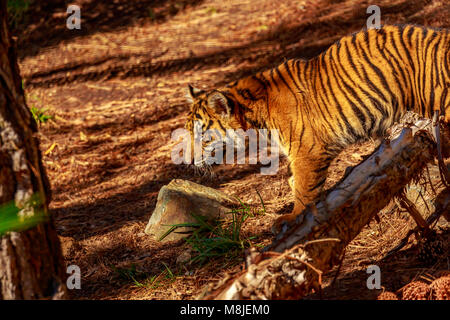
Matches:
[202,126,439,300]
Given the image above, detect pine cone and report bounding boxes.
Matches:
[401,281,430,300]
[430,276,450,300]
[417,232,444,264]
[377,291,398,300]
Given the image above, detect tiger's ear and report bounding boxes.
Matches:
[186,84,203,103]
[207,91,231,118]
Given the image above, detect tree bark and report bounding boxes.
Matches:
[202,126,440,300]
[0,1,67,299]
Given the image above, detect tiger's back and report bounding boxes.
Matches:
[306,24,450,153]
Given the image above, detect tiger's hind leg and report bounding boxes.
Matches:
[272,150,332,234]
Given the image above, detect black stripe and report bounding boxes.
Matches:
[407,26,415,47]
[398,26,415,70]
[222,94,236,115]
[252,75,268,91]
[325,60,359,140]
[274,65,291,93]
[388,28,414,107]
[275,63,304,142]
[383,33,409,109]
[346,40,389,123]
[256,73,272,118]
[353,35,390,104]
[270,68,280,91]
[328,46,365,137]
[288,122,293,154]
[217,119,226,132]
[258,73,272,90]
[294,60,303,88]
[314,164,330,173]
[302,58,311,85]
[309,177,326,192]
[357,38,393,103]
[205,119,213,131]
[398,26,417,109]
[374,31,406,112]
[433,34,440,86]
[308,140,316,153]
[414,27,426,115]
[315,55,339,135]
[337,40,377,133]
[427,33,439,116]
[296,125,305,156]
[444,35,450,79]
[284,60,302,93]
[320,52,350,138]
[237,88,258,101]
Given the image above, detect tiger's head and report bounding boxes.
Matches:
[184,80,267,168]
[185,85,240,168]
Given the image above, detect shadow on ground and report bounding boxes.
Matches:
[13,0,206,58]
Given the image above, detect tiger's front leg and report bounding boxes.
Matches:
[272,152,331,234]
[272,150,331,234]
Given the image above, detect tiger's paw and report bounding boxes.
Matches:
[271,213,299,235]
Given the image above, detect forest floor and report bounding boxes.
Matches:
[15,0,449,299]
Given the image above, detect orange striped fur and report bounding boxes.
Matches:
[185,24,450,231]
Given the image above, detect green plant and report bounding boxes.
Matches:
[27,94,53,125]
[7,0,31,29]
[148,8,156,21]
[142,263,176,289]
[0,194,48,237]
[111,264,145,287]
[30,107,52,125]
[111,263,176,289]
[255,189,266,214]
[161,198,263,266]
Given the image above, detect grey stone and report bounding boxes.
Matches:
[176,249,192,265]
[145,179,238,242]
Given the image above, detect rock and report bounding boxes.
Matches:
[176,249,192,265]
[145,179,238,242]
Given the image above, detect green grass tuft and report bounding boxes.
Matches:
[30,107,52,125]
[7,0,31,29]
[111,263,176,289]
[161,197,265,266]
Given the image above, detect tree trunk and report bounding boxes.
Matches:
[0,1,67,299]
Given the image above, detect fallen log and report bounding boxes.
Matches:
[202,126,440,300]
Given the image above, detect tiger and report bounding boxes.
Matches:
[184,24,450,233]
